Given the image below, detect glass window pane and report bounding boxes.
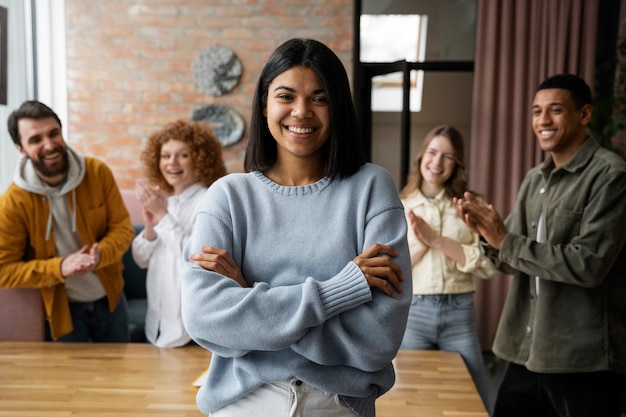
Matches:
[361,0,476,62]
[371,70,425,112]
[370,71,474,186]
[360,15,425,63]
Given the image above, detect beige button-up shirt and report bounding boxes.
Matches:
[402,189,494,295]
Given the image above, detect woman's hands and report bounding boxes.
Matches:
[136,179,168,240]
[407,209,466,266]
[353,243,405,297]
[190,243,405,296]
[408,211,438,246]
[189,246,248,288]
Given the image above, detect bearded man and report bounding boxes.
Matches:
[0,100,134,342]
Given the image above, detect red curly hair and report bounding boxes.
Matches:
[140,119,227,194]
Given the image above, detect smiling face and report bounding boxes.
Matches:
[532,88,591,166]
[419,135,457,197]
[264,66,331,170]
[17,117,69,185]
[159,139,197,194]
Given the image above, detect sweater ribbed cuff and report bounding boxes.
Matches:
[316,262,371,318]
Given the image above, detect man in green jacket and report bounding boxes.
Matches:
[0,100,135,342]
[457,74,626,416]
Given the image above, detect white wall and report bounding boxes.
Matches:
[0,0,31,193]
[0,0,66,194]
[32,0,67,131]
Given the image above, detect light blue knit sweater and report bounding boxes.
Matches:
[181,163,412,417]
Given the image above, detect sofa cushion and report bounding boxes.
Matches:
[0,288,45,341]
[122,229,147,300]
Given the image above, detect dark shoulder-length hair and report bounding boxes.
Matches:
[140,119,227,194]
[399,124,470,199]
[244,38,366,179]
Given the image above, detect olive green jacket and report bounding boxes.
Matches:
[484,138,626,374]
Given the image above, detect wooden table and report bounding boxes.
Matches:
[0,342,487,417]
[381,350,488,416]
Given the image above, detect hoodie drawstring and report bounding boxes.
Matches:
[71,189,77,233]
[45,200,53,241]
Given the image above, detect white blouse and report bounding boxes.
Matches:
[131,183,207,348]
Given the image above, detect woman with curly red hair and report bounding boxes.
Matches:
[132,119,226,347]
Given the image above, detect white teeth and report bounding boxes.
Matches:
[289,126,314,134]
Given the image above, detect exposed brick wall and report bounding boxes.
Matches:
[64,0,354,189]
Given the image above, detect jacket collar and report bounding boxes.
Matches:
[540,136,598,177]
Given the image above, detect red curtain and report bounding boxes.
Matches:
[470,0,599,350]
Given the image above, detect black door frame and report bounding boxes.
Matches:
[354,59,473,187]
[353,0,622,187]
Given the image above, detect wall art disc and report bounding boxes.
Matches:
[192,46,242,96]
[192,104,244,147]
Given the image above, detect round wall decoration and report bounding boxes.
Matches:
[192,46,242,96]
[192,104,244,147]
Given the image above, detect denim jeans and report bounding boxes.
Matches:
[494,362,626,417]
[399,293,490,410]
[210,379,356,417]
[46,293,130,342]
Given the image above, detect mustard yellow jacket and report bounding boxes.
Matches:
[0,155,134,339]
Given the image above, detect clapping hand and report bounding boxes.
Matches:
[408,211,438,247]
[136,179,168,227]
[454,192,507,249]
[136,179,168,240]
[61,243,101,277]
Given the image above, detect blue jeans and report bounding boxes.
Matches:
[400,293,490,410]
[46,293,130,342]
